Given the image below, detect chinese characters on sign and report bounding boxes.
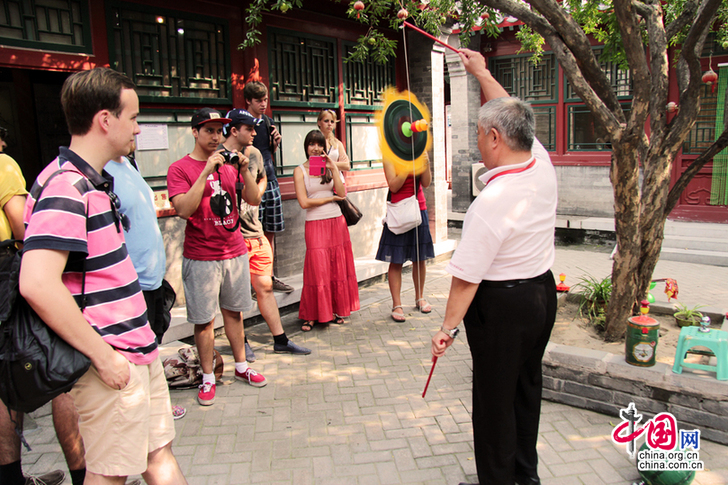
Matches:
[611,403,704,472]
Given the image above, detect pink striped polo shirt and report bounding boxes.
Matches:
[22,148,158,365]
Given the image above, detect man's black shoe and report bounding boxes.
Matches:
[274,340,311,355]
[515,476,541,485]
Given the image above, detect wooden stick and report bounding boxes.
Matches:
[422,356,438,398]
[422,339,445,398]
[403,21,461,54]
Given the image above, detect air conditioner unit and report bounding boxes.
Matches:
[472,162,488,197]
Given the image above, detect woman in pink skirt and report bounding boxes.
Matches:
[293,130,360,331]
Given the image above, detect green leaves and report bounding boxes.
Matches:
[238,0,304,50]
[237,0,728,68]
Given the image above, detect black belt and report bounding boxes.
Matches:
[480,271,551,288]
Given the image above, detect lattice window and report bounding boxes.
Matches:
[568,103,631,151]
[346,113,382,168]
[0,0,91,53]
[268,28,337,107]
[701,32,728,57]
[343,42,395,109]
[490,54,557,103]
[533,106,556,151]
[109,2,230,102]
[565,48,632,100]
[683,83,718,155]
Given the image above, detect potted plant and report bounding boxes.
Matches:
[673,303,704,327]
[573,273,612,323]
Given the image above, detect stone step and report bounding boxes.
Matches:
[663,220,728,239]
[548,216,728,266]
[659,247,728,267]
[662,234,728,252]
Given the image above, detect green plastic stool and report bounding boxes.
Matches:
[672,325,728,381]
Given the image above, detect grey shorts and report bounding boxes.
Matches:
[182,254,253,324]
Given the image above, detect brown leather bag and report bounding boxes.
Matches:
[163,346,224,389]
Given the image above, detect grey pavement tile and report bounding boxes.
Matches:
[545,460,594,479]
[19,257,728,484]
[587,457,630,483]
[398,468,446,483]
[408,435,434,458]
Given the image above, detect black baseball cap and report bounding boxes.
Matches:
[223,109,261,136]
[190,108,231,128]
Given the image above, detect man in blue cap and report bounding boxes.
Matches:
[221,109,310,360]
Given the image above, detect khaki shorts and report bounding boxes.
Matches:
[69,357,175,477]
[245,237,273,276]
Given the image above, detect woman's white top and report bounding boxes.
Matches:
[300,164,344,221]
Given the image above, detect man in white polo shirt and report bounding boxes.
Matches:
[432,49,557,485]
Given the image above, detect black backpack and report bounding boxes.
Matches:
[0,170,91,420]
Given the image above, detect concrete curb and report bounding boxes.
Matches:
[543,342,728,445]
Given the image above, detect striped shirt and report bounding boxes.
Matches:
[23,147,158,365]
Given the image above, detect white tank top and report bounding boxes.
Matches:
[300,164,344,221]
[328,146,340,162]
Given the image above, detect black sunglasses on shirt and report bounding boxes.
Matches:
[107,190,131,232]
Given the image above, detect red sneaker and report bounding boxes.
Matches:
[235,368,267,387]
[197,382,215,405]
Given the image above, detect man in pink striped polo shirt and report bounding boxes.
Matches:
[19,68,187,485]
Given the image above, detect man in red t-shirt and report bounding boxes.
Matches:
[167,108,267,407]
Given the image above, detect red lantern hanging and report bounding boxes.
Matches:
[354,1,364,19]
[397,8,409,19]
[703,69,718,93]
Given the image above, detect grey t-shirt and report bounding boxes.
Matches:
[238,146,266,239]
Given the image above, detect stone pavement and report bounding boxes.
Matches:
[19,249,728,484]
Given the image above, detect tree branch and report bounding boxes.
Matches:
[481,0,624,133]
[631,0,650,19]
[645,0,669,155]
[665,0,700,41]
[527,0,622,113]
[665,126,728,214]
[613,0,651,135]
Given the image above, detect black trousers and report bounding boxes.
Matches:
[463,271,557,485]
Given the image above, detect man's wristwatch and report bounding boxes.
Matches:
[440,326,460,339]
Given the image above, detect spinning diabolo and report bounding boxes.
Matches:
[376,88,432,176]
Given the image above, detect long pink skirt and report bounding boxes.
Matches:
[298,215,360,322]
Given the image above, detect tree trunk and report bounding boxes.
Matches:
[635,149,676,308]
[605,143,642,341]
[637,216,667,307]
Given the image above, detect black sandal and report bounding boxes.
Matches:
[332,314,347,325]
[302,320,315,332]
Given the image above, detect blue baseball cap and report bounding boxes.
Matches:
[223,109,260,136]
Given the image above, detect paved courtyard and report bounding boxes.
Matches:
[19,250,728,484]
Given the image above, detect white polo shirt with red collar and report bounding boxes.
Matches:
[447,139,557,284]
